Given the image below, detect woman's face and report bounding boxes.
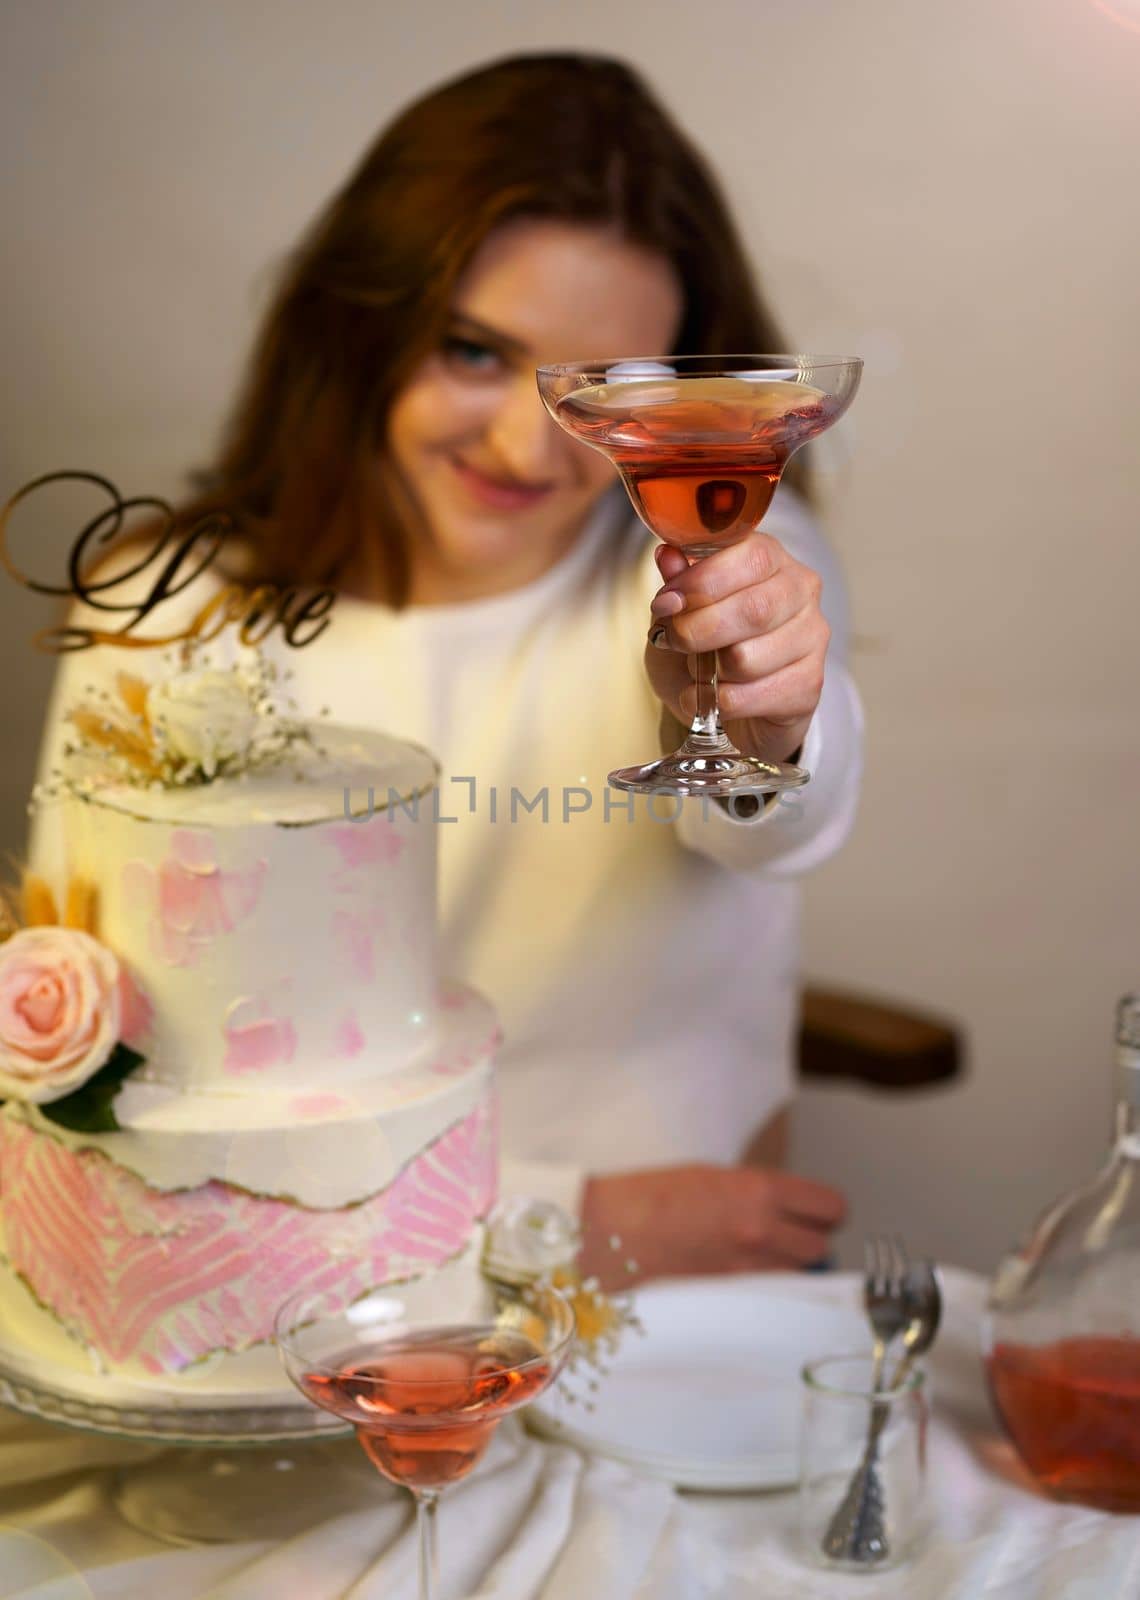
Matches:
[386,218,683,603]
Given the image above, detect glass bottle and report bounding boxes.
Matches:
[982,994,1140,1512]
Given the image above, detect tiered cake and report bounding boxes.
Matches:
[0,716,499,1415]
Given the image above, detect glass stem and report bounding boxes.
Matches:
[686,649,729,748]
[414,1489,440,1600]
[680,552,732,754]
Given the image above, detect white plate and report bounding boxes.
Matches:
[528,1273,867,1490]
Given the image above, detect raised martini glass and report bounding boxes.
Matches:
[537,354,862,796]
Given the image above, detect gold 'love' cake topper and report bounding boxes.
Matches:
[0,470,336,653]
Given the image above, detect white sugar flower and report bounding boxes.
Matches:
[146,670,258,778]
[483,1197,581,1286]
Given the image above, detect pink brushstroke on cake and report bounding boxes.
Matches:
[117,967,154,1049]
[331,908,385,984]
[332,1012,366,1059]
[289,1092,352,1118]
[429,1021,503,1077]
[0,1094,497,1373]
[123,831,267,968]
[328,823,406,869]
[222,997,297,1074]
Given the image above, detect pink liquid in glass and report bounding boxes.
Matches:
[555,376,841,551]
[302,1324,551,1490]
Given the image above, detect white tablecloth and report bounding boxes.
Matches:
[1,1269,1137,1599]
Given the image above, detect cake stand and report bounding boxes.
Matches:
[0,1353,394,1545]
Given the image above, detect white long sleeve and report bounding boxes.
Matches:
[672,659,865,876]
[667,491,865,875]
[499,1157,585,1219]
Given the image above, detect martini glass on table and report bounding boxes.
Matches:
[276,1283,576,1600]
[537,353,862,796]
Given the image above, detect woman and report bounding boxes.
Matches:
[38,53,861,1284]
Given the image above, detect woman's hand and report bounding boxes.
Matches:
[578,1164,848,1290]
[644,537,830,765]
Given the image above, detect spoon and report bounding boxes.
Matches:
[821,1261,942,1565]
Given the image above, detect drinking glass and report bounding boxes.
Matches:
[537,353,862,796]
[277,1282,576,1600]
[798,1354,928,1572]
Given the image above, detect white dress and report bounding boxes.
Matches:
[31,484,864,1214]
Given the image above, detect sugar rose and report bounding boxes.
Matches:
[0,926,122,1103]
[483,1197,580,1286]
[147,670,257,778]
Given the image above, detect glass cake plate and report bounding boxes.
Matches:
[0,1350,350,1444]
[0,1349,390,1544]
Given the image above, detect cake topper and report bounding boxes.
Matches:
[0,470,337,653]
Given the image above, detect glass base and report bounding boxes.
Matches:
[113,1439,390,1545]
[608,749,809,797]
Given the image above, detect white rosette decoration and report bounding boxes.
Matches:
[59,658,308,794]
[481,1197,640,1395]
[147,669,259,779]
[482,1196,582,1287]
[0,926,122,1103]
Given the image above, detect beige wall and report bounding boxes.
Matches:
[2,0,1137,1271]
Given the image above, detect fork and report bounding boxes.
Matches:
[819,1235,913,1563]
[862,1235,912,1395]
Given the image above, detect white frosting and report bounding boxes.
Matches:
[66,722,436,825]
[58,724,444,1093]
[16,983,498,1207]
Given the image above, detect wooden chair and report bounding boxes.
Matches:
[797,987,964,1090]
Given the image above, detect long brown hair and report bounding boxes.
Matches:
[188,53,808,605]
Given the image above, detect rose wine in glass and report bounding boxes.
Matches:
[277,1285,575,1600]
[301,1323,554,1489]
[537,355,862,796]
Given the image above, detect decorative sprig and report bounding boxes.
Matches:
[60,653,310,792]
[481,1199,644,1416]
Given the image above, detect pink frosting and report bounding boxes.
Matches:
[430,1019,504,1078]
[123,831,267,968]
[222,998,298,1074]
[0,1093,497,1373]
[332,1011,366,1059]
[327,822,405,876]
[288,1092,352,1118]
[331,908,385,984]
[117,966,154,1050]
